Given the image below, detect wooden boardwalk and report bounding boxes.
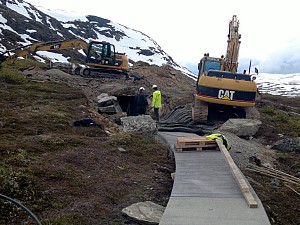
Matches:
[158,132,271,225]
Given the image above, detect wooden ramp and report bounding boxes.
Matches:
[158,132,271,225]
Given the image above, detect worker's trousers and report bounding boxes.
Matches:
[154,108,159,122]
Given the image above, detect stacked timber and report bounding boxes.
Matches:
[174,136,217,152]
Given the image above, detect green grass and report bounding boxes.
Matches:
[0,76,92,223]
[42,215,83,225]
[259,94,300,137]
[0,59,47,84]
[0,62,171,224]
[0,164,42,223]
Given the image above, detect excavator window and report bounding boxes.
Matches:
[203,60,221,73]
[207,70,251,81]
[87,42,103,63]
[86,42,116,65]
[102,43,116,58]
[102,44,110,57]
[110,45,115,58]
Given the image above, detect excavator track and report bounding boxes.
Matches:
[192,97,208,124]
[72,66,127,79]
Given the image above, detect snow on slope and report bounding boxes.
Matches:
[11,2,173,65]
[1,1,299,97]
[0,0,195,77]
[33,5,88,22]
[255,73,300,97]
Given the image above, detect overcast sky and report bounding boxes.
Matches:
[25,0,300,74]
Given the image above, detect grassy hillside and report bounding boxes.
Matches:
[0,62,299,224]
[0,65,174,224]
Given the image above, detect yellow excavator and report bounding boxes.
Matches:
[0,39,129,76]
[192,15,258,123]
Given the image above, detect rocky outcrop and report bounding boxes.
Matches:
[97,93,123,114]
[122,201,165,225]
[271,137,300,152]
[218,119,262,137]
[120,115,157,133]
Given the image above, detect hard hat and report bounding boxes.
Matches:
[139,87,145,91]
[152,84,157,89]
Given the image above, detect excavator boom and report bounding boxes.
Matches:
[0,38,128,75]
[224,15,241,72]
[1,39,89,63]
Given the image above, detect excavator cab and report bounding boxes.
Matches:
[86,41,115,65]
[198,56,223,75]
[81,40,128,76]
[196,56,223,87]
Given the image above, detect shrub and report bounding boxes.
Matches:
[0,59,47,84]
[0,65,27,84]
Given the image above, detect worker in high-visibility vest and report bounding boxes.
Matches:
[206,133,231,150]
[151,84,162,121]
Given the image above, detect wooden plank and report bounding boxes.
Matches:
[176,137,216,147]
[216,139,258,208]
[174,143,217,152]
[176,143,217,148]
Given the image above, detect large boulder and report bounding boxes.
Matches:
[271,137,300,152]
[97,93,117,107]
[97,93,123,114]
[120,115,157,133]
[218,118,262,137]
[98,103,123,114]
[122,201,165,225]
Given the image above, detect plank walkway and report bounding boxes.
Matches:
[158,131,271,225]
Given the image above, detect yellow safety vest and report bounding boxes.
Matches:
[152,90,162,108]
[206,133,231,151]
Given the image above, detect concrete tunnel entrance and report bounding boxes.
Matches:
[116,95,137,116]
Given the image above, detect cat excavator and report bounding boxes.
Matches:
[0,39,128,76]
[192,15,258,123]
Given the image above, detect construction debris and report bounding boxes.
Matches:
[247,165,300,186]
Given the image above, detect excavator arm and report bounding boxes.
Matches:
[224,15,241,72]
[0,39,89,63]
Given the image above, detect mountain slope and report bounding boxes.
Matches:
[0,0,187,71]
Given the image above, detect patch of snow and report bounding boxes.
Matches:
[36,51,70,63]
[33,55,46,63]
[26,29,37,33]
[78,49,86,56]
[0,13,7,24]
[46,16,55,30]
[18,33,37,45]
[0,43,6,52]
[6,1,33,20]
[62,23,77,29]
[32,6,88,22]
[255,73,300,97]
[56,32,64,37]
